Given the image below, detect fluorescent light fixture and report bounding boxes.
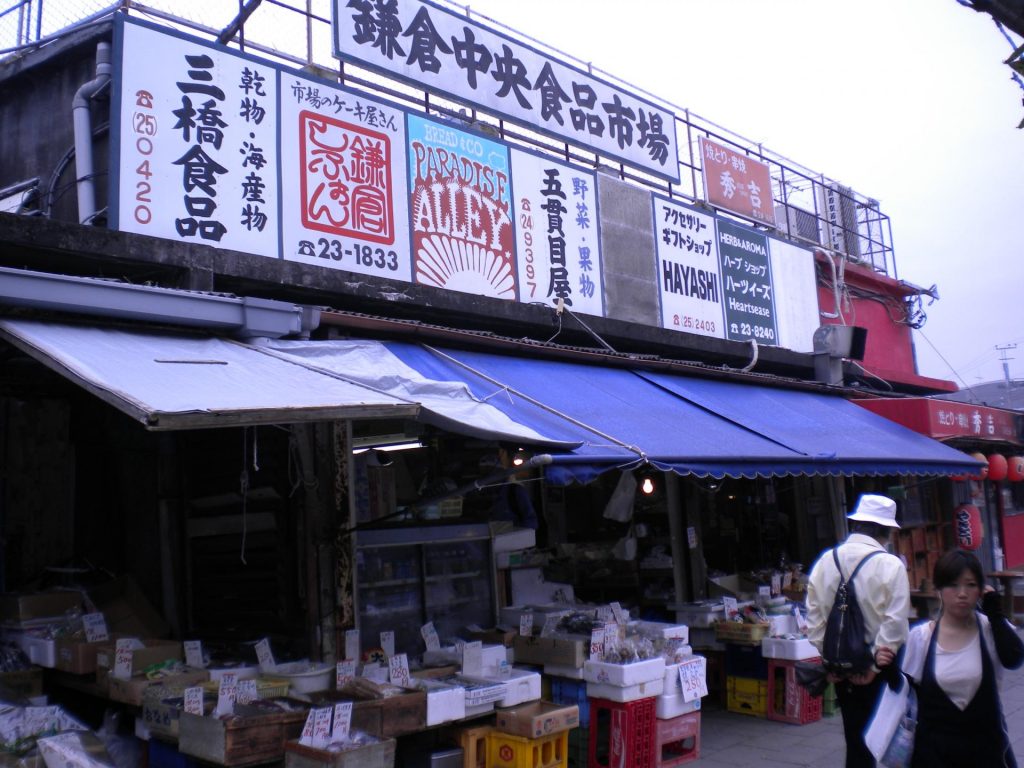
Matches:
[352,440,424,455]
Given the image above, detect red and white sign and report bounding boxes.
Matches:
[856,398,1021,444]
[699,136,776,227]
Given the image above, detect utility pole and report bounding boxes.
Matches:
[996,343,1016,407]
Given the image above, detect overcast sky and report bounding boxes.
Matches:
[458,0,1024,388]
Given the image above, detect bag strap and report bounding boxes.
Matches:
[833,547,883,586]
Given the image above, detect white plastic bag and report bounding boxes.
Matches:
[865,673,916,767]
[602,471,636,522]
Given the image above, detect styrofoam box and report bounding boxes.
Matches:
[655,693,702,720]
[586,677,664,703]
[425,644,509,677]
[464,701,496,718]
[409,678,466,726]
[544,664,584,680]
[760,637,818,660]
[766,614,798,637]
[662,656,703,696]
[493,668,541,707]
[629,621,689,644]
[583,657,665,686]
[2,628,58,668]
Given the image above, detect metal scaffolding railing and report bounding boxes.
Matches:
[0,0,896,277]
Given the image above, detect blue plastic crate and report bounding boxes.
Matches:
[724,643,768,680]
[550,676,590,727]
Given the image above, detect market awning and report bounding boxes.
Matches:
[377,343,982,483]
[0,319,421,430]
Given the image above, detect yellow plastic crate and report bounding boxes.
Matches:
[726,676,767,718]
[714,621,770,646]
[487,730,568,768]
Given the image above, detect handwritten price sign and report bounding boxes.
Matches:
[678,657,708,703]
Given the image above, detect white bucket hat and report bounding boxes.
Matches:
[847,494,900,528]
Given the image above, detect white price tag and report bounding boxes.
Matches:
[237,679,258,705]
[299,710,316,746]
[589,629,604,661]
[254,638,275,672]
[722,596,739,619]
[519,613,534,637]
[332,702,353,742]
[420,622,440,651]
[183,686,204,715]
[596,607,613,623]
[216,673,237,717]
[344,629,360,661]
[184,640,204,668]
[497,659,511,679]
[312,707,332,748]
[678,657,708,703]
[336,659,356,688]
[603,623,618,653]
[771,573,782,596]
[687,526,698,549]
[462,641,483,677]
[82,612,108,643]
[113,638,135,680]
[388,653,411,687]
[610,602,626,625]
[380,631,395,659]
[758,585,771,599]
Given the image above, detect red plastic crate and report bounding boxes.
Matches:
[588,696,656,768]
[654,712,700,767]
[766,659,823,725]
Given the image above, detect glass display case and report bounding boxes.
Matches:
[354,523,495,658]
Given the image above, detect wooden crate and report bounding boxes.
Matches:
[0,668,43,699]
[713,622,770,646]
[178,701,309,766]
[284,738,396,768]
[309,689,426,738]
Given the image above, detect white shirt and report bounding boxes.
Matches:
[806,533,912,659]
[935,632,982,710]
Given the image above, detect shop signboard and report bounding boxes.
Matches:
[699,136,776,227]
[280,71,412,279]
[407,114,516,299]
[511,149,603,315]
[332,0,679,181]
[112,18,280,256]
[716,219,778,345]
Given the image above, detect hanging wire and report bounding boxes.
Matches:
[239,427,249,565]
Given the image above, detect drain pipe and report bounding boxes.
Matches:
[73,42,111,225]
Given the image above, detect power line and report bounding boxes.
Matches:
[915,328,978,400]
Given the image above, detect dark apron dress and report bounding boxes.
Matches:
[911,616,1016,768]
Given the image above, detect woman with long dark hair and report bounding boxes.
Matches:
[902,549,1024,767]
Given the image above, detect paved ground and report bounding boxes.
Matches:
[696,633,1024,766]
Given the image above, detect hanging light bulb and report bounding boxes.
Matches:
[641,476,655,495]
[512,448,527,467]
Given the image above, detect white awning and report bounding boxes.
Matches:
[0,319,419,430]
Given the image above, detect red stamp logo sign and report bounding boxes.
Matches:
[498,744,514,763]
[298,111,394,244]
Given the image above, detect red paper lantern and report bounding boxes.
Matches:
[1008,456,1024,482]
[955,504,983,551]
[989,454,1008,482]
[970,452,989,480]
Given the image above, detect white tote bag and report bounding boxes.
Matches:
[865,672,917,768]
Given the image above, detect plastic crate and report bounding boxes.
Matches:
[654,712,700,767]
[713,621,770,646]
[724,644,767,680]
[487,730,568,768]
[454,723,492,768]
[550,677,590,727]
[568,727,588,768]
[766,659,822,725]
[726,676,767,718]
[588,697,656,768]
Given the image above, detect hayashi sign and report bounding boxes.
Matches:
[333,0,679,182]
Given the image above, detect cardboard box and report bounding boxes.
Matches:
[95,638,182,677]
[56,638,106,675]
[512,635,586,668]
[87,576,169,638]
[108,667,209,707]
[493,701,579,739]
[179,702,309,766]
[0,591,81,624]
[583,657,665,686]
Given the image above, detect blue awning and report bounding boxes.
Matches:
[384,343,982,484]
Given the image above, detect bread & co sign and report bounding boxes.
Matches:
[333,0,679,182]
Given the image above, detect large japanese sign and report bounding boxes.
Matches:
[654,196,818,351]
[699,136,776,227]
[407,115,516,298]
[718,219,777,345]
[279,72,411,279]
[857,399,1022,445]
[333,0,679,182]
[654,197,721,338]
[112,19,279,256]
[511,150,603,315]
